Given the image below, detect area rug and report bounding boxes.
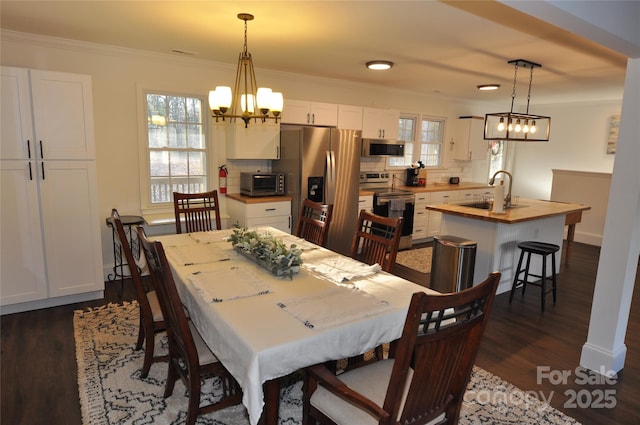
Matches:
[75,301,580,425]
[395,246,432,273]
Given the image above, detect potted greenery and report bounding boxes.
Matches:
[228,227,303,279]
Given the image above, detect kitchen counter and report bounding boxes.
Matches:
[226,193,292,204]
[425,198,590,224]
[429,198,590,295]
[359,182,490,196]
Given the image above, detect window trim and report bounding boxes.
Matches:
[136,84,212,215]
[388,113,447,169]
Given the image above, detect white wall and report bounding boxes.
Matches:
[510,100,620,200]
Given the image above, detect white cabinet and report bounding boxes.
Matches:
[1,66,103,312]
[412,192,430,241]
[227,198,292,234]
[224,121,280,159]
[362,107,399,139]
[427,191,459,238]
[358,194,373,213]
[337,104,363,130]
[452,116,488,161]
[281,99,338,126]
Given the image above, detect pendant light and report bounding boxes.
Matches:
[209,13,283,128]
[484,59,550,142]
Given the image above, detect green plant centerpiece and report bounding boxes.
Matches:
[228,227,303,279]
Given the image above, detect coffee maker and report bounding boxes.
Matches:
[405,167,419,186]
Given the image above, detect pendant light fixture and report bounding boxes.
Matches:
[484,59,550,142]
[209,13,283,128]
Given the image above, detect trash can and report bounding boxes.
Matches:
[429,235,477,293]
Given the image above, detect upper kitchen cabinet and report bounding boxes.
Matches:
[452,116,488,161]
[281,99,338,126]
[225,121,280,159]
[362,107,399,139]
[337,104,363,130]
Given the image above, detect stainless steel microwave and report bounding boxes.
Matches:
[361,138,405,157]
[240,172,285,197]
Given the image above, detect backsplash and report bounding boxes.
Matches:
[221,156,477,195]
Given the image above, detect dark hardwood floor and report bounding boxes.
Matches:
[2,242,638,424]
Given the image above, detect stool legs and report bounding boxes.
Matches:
[510,248,558,312]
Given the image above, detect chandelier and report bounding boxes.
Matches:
[484,59,550,142]
[209,13,283,128]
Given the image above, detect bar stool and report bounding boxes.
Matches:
[510,241,560,312]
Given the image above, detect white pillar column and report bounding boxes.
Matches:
[580,57,640,375]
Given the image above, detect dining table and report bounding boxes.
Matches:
[154,227,436,425]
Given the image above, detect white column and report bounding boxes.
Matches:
[580,58,640,375]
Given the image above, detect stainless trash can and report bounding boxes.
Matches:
[429,235,476,293]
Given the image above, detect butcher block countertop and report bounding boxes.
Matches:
[359,182,490,196]
[426,198,590,224]
[226,193,292,204]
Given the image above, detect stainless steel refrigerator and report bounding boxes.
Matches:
[273,126,362,256]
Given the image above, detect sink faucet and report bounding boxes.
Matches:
[489,170,513,208]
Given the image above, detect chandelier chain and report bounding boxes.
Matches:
[526,66,534,114]
[509,62,519,113]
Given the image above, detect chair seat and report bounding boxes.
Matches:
[311,359,444,425]
[189,322,218,365]
[517,241,560,255]
[147,290,165,322]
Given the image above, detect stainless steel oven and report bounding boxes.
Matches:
[372,189,415,250]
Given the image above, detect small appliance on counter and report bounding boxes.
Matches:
[449,176,460,184]
[240,172,285,197]
[405,161,426,186]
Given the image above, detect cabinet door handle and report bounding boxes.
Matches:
[39,140,44,159]
[28,162,33,181]
[311,113,315,124]
[27,140,31,159]
[307,113,311,124]
[289,216,291,230]
[265,208,276,212]
[41,162,45,180]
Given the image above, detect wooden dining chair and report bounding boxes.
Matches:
[350,210,403,273]
[110,209,166,378]
[303,272,501,425]
[173,190,222,234]
[137,227,242,425]
[295,199,334,247]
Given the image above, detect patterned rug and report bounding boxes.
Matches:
[74,301,580,425]
[395,246,432,273]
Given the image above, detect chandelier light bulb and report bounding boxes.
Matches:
[270,92,283,114]
[507,119,513,132]
[530,120,537,134]
[522,120,529,133]
[514,119,522,132]
[256,88,272,115]
[497,117,505,131]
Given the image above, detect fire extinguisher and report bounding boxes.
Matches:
[218,164,228,194]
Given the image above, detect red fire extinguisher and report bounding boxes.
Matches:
[218,164,228,194]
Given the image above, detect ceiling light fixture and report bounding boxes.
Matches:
[208,13,283,128]
[366,60,394,70]
[477,84,500,91]
[484,59,550,142]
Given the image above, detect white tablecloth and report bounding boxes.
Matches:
[155,228,434,425]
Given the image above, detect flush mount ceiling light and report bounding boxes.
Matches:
[208,13,283,128]
[366,60,394,70]
[484,59,551,142]
[477,84,500,91]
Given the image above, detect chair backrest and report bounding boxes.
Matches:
[349,210,403,272]
[111,209,152,315]
[295,199,334,247]
[173,190,221,234]
[137,226,199,369]
[384,272,501,424]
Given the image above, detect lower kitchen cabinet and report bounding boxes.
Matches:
[227,198,292,234]
[358,194,373,213]
[412,192,430,241]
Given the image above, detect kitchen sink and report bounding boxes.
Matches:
[458,202,528,210]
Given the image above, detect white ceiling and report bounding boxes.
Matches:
[0,1,634,105]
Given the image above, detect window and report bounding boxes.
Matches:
[389,115,444,168]
[144,93,208,205]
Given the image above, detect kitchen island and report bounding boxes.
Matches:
[426,199,590,294]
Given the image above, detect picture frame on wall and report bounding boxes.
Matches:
[606,115,620,155]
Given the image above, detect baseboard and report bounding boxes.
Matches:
[0,290,104,315]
